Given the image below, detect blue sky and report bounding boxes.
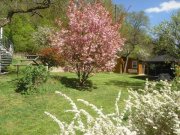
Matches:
[112,0,180,27]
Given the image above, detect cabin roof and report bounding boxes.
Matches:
[145,55,180,62]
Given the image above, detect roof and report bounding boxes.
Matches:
[145,55,180,62]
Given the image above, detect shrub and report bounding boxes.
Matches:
[172,77,180,91]
[126,80,180,135]
[175,65,180,77]
[32,26,53,48]
[172,65,180,91]
[39,47,64,68]
[16,65,49,93]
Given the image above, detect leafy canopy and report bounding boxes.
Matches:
[153,10,180,59]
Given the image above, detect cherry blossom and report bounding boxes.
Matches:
[50,0,124,86]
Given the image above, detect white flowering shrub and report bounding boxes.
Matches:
[45,91,136,135]
[45,80,180,135]
[126,80,180,135]
[32,26,53,47]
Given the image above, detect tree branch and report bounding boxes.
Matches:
[0,0,52,27]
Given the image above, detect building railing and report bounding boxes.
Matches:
[0,36,13,55]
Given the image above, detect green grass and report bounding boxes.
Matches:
[0,72,146,135]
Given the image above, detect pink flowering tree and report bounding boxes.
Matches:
[51,0,124,86]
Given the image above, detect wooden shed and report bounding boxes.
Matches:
[145,55,180,77]
[114,57,145,75]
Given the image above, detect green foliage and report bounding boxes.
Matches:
[2,0,68,53]
[172,65,180,91]
[174,65,180,76]
[119,11,152,60]
[153,11,180,58]
[16,65,49,94]
[117,10,152,73]
[5,15,36,53]
[172,77,180,91]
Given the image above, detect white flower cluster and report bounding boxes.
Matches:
[45,91,136,135]
[127,79,180,135]
[32,26,53,46]
[45,80,180,135]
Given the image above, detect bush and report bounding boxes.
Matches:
[16,65,49,93]
[39,47,64,68]
[127,80,180,135]
[32,26,53,48]
[172,77,180,91]
[172,65,180,91]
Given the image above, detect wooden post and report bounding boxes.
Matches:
[16,65,19,77]
[0,27,3,73]
[120,64,122,74]
[0,49,1,73]
[115,4,117,22]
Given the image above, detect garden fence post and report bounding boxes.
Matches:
[0,50,1,73]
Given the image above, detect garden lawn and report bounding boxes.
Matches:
[0,72,145,135]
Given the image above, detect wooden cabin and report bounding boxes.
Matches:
[114,57,145,75]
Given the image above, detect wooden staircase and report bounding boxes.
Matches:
[0,37,13,72]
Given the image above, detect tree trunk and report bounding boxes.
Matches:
[76,65,93,87]
[123,56,129,73]
[78,72,89,87]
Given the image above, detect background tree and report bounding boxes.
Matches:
[32,26,53,48]
[1,0,114,53]
[153,11,180,59]
[51,0,124,86]
[1,0,68,53]
[5,15,36,53]
[119,11,151,73]
[0,0,112,27]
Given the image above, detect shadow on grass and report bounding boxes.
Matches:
[0,78,27,94]
[130,75,158,81]
[52,75,97,91]
[105,80,144,90]
[105,75,160,90]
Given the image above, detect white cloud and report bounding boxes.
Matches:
[145,0,180,13]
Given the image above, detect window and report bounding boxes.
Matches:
[132,61,137,69]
